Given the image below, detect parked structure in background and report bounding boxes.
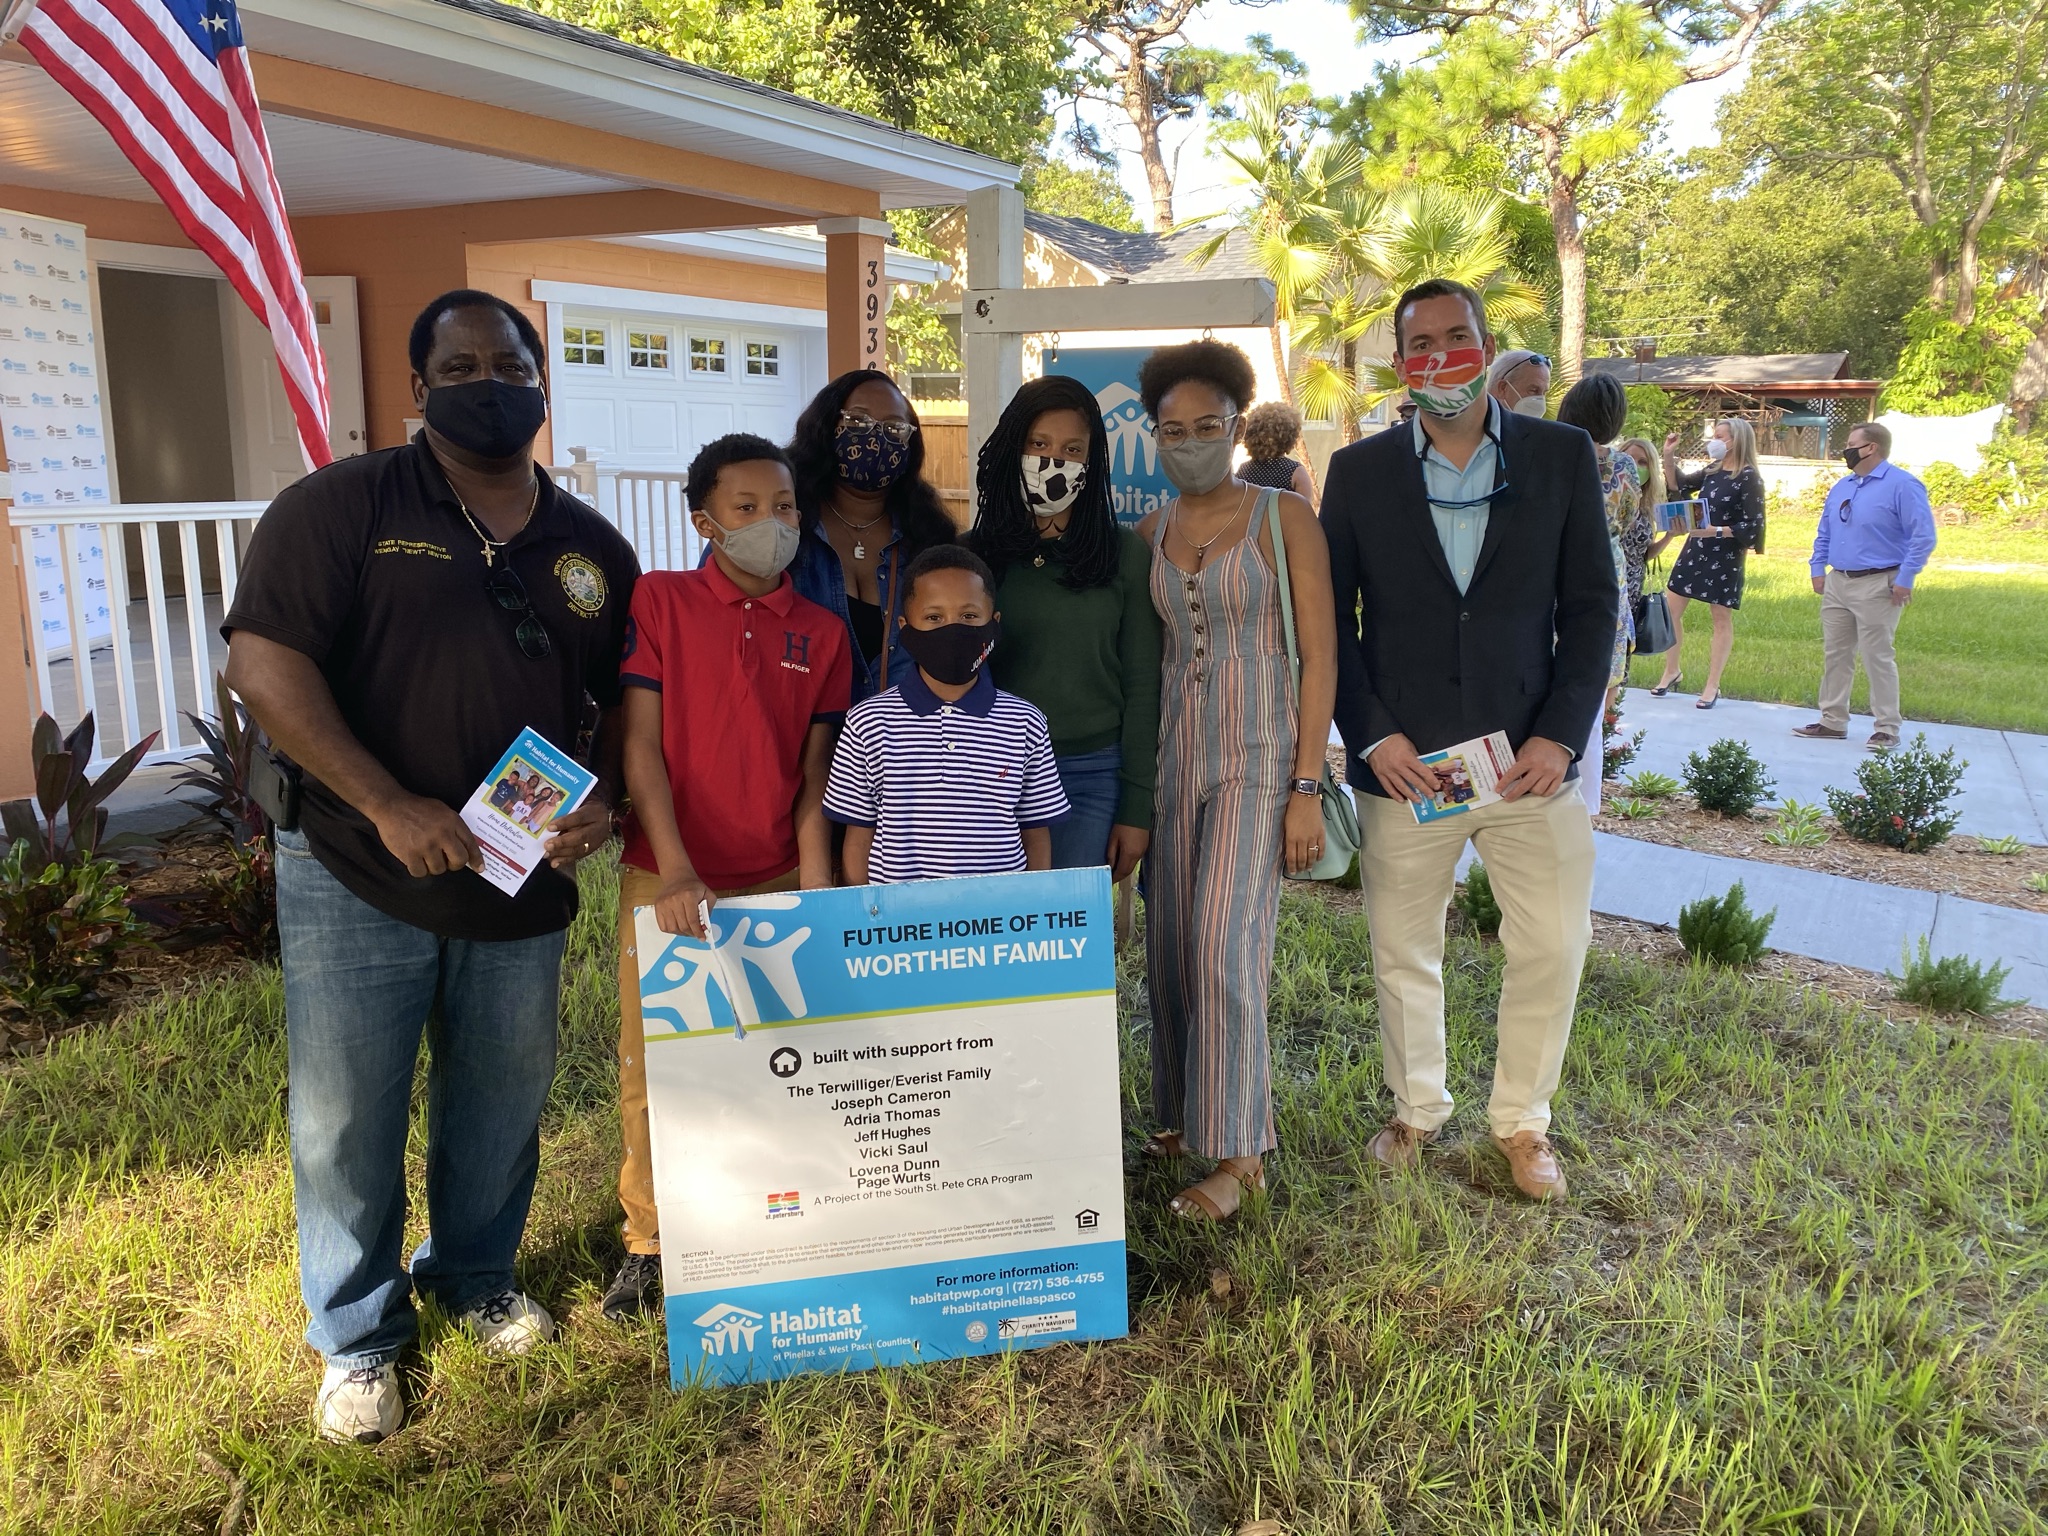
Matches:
[1584,349,1881,460]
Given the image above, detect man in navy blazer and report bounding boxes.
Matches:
[1322,278,1617,1202]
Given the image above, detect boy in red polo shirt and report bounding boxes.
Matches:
[604,433,849,1319]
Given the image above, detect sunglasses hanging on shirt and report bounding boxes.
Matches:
[485,564,553,659]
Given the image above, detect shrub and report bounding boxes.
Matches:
[1608,796,1660,820]
[2025,871,2048,895]
[1624,770,1680,800]
[1978,834,2026,856]
[1683,739,1775,818]
[1678,882,1775,967]
[0,844,149,1034]
[1826,734,1965,852]
[168,674,277,957]
[1893,937,2014,1016]
[1762,799,1830,849]
[1,713,158,875]
[1603,692,1644,778]
[1879,296,2039,416]
[1455,861,1501,937]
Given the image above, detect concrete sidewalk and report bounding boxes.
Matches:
[1616,690,2048,845]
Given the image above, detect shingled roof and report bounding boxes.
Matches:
[1583,353,1869,390]
[1024,212,1265,284]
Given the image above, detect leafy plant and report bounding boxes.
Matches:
[2025,871,2048,895]
[174,673,270,848]
[1,714,158,875]
[1454,860,1501,937]
[164,675,278,958]
[1892,937,2014,1016]
[1678,882,1776,968]
[1603,693,1645,779]
[1608,796,1661,820]
[1624,770,1681,800]
[1763,799,1830,849]
[1977,834,2026,855]
[1683,739,1776,818]
[0,843,149,1035]
[1826,734,1966,852]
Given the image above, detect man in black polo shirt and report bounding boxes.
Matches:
[223,290,639,1444]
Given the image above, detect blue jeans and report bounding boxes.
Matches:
[275,828,568,1366]
[1049,745,1124,871]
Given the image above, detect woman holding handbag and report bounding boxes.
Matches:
[1133,341,1337,1224]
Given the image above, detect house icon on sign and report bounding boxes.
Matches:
[1074,1209,1099,1231]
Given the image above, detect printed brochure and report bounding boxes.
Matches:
[460,726,596,895]
[1653,499,1708,535]
[1411,730,1516,824]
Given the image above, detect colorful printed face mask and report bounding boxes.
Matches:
[1400,348,1489,419]
[1021,455,1086,519]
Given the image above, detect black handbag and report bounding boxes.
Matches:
[1633,586,1678,655]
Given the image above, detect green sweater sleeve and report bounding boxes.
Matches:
[1114,530,1163,828]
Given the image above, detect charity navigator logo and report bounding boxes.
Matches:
[692,1302,763,1356]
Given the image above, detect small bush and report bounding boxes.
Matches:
[1455,861,1501,936]
[1826,733,1965,852]
[1762,799,1830,849]
[1976,834,2025,856]
[1624,770,1681,800]
[2025,871,2048,895]
[1893,937,2014,1016]
[1683,739,1776,818]
[0,844,149,1034]
[1678,882,1775,967]
[1608,796,1660,820]
[1603,693,1644,778]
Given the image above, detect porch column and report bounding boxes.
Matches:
[818,217,894,379]
[963,185,1024,473]
[0,522,38,799]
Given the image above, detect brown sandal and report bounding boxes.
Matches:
[1141,1130,1187,1161]
[1170,1157,1266,1221]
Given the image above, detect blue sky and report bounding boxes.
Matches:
[1067,0,1746,227]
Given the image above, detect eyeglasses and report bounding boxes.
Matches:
[485,565,552,659]
[1151,413,1237,447]
[839,411,918,444]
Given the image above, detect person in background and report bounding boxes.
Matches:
[1794,421,1936,751]
[1652,418,1765,709]
[785,370,957,705]
[604,433,848,1322]
[967,376,1161,877]
[1322,279,1614,1204]
[1135,340,1336,1225]
[824,545,1068,883]
[1555,374,1643,811]
[1488,349,1551,418]
[222,289,638,1444]
[1239,401,1319,508]
[1617,435,1667,603]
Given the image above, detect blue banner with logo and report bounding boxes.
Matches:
[1040,346,1172,528]
[637,868,1128,1386]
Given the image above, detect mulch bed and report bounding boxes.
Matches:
[1593,783,2048,914]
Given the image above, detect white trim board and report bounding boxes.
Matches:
[86,239,220,277]
[530,279,826,330]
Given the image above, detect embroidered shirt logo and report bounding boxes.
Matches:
[780,631,811,673]
[555,553,607,616]
[373,537,451,560]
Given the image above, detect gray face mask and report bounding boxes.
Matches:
[707,515,800,579]
[1157,436,1235,496]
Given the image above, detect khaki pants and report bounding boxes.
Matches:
[1819,568,1906,735]
[1358,787,1595,1138]
[616,863,799,1254]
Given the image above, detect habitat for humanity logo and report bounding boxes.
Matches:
[693,1302,763,1356]
[641,893,811,1034]
[1096,381,1158,478]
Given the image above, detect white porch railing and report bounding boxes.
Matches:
[9,502,265,775]
[550,464,703,572]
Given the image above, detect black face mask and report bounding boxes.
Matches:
[899,618,1000,687]
[423,379,547,460]
[1842,443,1870,471]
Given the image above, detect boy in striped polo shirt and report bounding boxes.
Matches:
[825,545,1068,882]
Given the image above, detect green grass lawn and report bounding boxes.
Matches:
[4,865,2045,1532]
[1629,524,2048,733]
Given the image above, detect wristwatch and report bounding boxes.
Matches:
[1291,777,1321,796]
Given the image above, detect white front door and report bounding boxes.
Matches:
[226,273,367,497]
[550,304,814,470]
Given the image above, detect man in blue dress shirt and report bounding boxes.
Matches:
[1794,422,1937,751]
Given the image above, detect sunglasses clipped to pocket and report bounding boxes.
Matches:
[485,565,552,659]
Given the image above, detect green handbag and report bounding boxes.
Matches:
[1265,490,1360,881]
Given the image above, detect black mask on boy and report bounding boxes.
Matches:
[899,618,1000,687]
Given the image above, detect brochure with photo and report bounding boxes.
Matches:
[1412,730,1516,824]
[460,727,597,896]
[1653,499,1708,535]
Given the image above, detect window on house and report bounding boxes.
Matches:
[562,323,606,367]
[688,335,729,375]
[744,340,781,378]
[627,330,672,371]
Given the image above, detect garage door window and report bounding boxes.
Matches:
[628,330,672,372]
[688,335,728,376]
[562,323,607,368]
[745,339,781,379]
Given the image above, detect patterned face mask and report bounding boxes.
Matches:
[1400,347,1489,419]
[835,420,913,491]
[1021,455,1086,519]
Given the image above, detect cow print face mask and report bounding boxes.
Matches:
[1021,455,1086,520]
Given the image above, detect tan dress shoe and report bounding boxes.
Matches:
[1492,1131,1568,1201]
[1367,1119,1435,1171]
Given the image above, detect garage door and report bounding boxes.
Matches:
[550,304,816,470]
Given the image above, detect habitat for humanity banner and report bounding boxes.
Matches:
[1042,346,1171,528]
[637,868,1127,1387]
[0,210,111,653]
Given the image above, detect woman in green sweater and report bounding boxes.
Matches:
[968,376,1163,880]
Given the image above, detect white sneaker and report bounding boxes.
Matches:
[316,1361,402,1444]
[458,1289,555,1356]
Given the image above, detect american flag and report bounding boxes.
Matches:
[13,0,331,470]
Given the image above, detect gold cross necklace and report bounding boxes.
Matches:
[452,477,539,567]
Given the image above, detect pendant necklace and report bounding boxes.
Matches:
[1179,483,1251,568]
[1034,514,1070,567]
[832,502,887,561]
[452,477,539,568]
